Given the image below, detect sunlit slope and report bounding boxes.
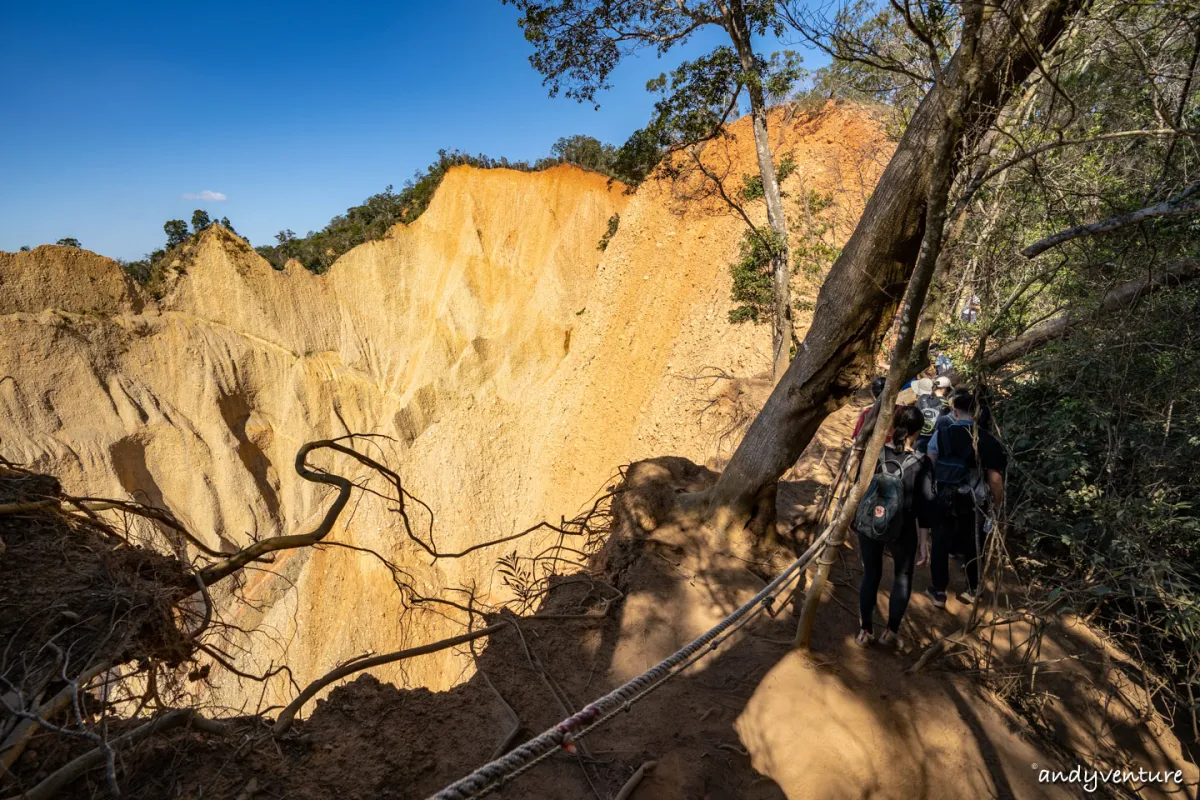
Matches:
[0,103,890,706]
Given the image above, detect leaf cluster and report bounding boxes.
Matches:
[728,227,785,323]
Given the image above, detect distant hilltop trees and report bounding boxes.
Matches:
[255,134,658,275]
[105,133,659,283]
[11,238,82,250]
[119,210,239,286]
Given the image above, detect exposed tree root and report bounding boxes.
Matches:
[272,624,506,735]
[614,760,658,800]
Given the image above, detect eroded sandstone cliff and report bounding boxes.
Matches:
[0,105,890,708]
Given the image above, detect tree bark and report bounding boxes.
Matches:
[693,0,1086,530]
[983,259,1200,367]
[793,0,987,647]
[724,0,793,381]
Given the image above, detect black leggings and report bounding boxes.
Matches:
[857,530,917,634]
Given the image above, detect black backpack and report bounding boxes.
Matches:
[917,394,945,436]
[855,447,923,543]
[933,427,986,505]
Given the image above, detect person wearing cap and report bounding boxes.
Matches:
[914,375,953,454]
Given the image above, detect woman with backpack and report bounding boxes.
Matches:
[853,405,935,649]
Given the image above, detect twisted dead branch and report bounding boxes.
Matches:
[1,435,625,793]
[272,624,506,735]
[0,662,110,773]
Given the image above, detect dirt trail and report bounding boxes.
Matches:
[3,399,1195,799]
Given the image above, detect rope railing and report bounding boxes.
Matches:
[427,528,833,800]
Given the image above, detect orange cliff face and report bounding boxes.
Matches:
[0,103,891,709]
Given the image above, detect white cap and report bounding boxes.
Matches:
[914,378,934,396]
[935,375,952,389]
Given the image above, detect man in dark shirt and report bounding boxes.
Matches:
[925,391,1007,607]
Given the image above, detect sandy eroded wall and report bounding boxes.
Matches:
[0,104,890,708]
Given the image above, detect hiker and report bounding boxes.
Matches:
[852,377,888,440]
[914,375,954,454]
[853,405,934,649]
[925,391,1007,608]
[961,295,981,324]
[933,345,953,376]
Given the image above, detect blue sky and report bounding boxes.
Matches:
[0,1,821,260]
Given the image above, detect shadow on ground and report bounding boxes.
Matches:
[14,403,1197,800]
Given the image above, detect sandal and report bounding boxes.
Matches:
[854,629,874,648]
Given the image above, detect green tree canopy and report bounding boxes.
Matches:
[545,135,616,172]
[54,237,81,248]
[164,220,189,248]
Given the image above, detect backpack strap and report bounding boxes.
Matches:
[878,446,904,476]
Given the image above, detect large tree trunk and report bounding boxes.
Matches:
[793,0,989,647]
[725,0,793,381]
[694,0,1087,529]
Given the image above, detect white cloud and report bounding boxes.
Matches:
[181,190,227,202]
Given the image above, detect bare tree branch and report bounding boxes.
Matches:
[984,258,1200,366]
[13,709,228,800]
[1022,179,1200,257]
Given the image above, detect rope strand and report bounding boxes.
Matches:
[428,529,831,800]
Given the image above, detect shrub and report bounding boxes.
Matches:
[597,214,620,251]
[998,286,1200,711]
[728,228,782,323]
[740,152,797,202]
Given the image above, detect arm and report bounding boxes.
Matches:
[914,459,935,566]
[987,469,1004,510]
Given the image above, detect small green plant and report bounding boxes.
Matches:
[496,550,538,611]
[597,213,620,251]
[728,228,784,324]
[791,188,840,281]
[741,153,797,201]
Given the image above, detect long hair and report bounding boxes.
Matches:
[891,405,924,449]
